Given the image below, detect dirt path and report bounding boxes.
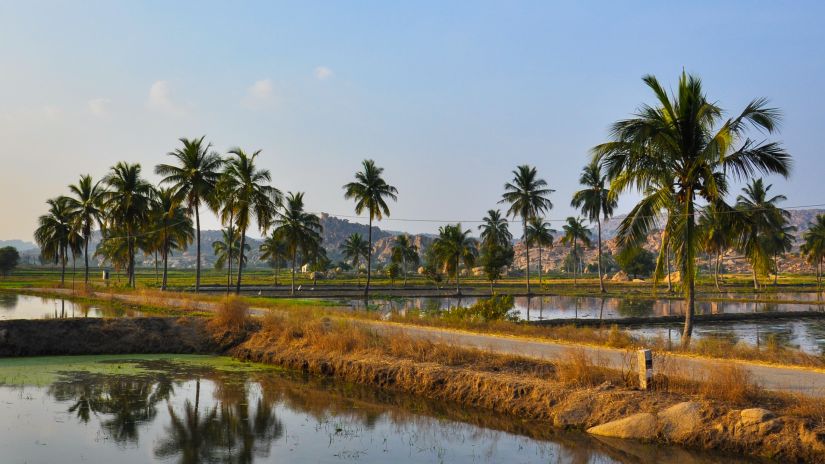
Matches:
[25,288,825,397]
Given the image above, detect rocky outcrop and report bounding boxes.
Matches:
[587,412,657,440]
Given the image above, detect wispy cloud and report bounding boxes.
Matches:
[87,98,111,116]
[147,80,184,115]
[243,78,276,108]
[314,66,333,80]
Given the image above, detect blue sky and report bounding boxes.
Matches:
[1,1,824,239]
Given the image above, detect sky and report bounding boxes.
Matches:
[1,0,824,241]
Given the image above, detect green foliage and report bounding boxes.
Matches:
[478,241,514,285]
[0,247,20,276]
[444,295,517,322]
[386,262,401,283]
[616,246,656,279]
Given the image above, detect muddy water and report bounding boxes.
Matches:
[0,293,143,320]
[0,355,757,463]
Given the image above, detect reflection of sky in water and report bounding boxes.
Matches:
[0,356,754,464]
[0,293,141,319]
[351,295,825,355]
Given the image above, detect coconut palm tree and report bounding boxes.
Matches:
[155,137,224,293]
[259,231,289,286]
[221,148,281,294]
[525,217,554,287]
[272,192,322,295]
[478,209,512,248]
[102,162,155,288]
[571,161,616,292]
[340,233,369,286]
[560,217,591,284]
[698,201,735,292]
[65,175,106,285]
[593,72,791,344]
[734,179,790,290]
[433,223,477,295]
[499,165,554,294]
[151,187,194,290]
[390,235,419,287]
[35,197,82,286]
[343,159,398,298]
[801,214,825,287]
[213,227,249,292]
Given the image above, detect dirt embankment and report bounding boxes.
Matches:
[232,323,825,463]
[0,317,223,356]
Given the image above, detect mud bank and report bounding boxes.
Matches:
[0,317,221,356]
[232,329,825,463]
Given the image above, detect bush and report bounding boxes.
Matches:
[209,296,250,333]
[444,295,518,322]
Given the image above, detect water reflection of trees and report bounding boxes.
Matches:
[617,299,655,317]
[0,293,18,309]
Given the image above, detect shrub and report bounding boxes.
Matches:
[209,296,250,333]
[443,295,517,322]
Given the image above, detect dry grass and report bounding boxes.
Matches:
[698,363,762,404]
[553,348,612,387]
[209,296,250,334]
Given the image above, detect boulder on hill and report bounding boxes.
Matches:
[611,271,629,282]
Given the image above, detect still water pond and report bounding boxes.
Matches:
[0,355,756,463]
[0,293,143,320]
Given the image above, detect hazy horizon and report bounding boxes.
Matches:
[2,1,825,241]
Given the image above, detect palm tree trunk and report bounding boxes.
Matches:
[538,246,543,288]
[682,198,696,347]
[714,252,721,293]
[365,217,373,298]
[291,248,297,295]
[83,233,90,285]
[60,246,66,286]
[524,220,531,294]
[235,229,246,295]
[275,260,280,286]
[162,239,169,291]
[666,242,673,293]
[773,253,779,286]
[752,266,759,291]
[195,202,201,293]
[403,256,407,287]
[597,219,605,293]
[154,250,159,284]
[455,255,460,294]
[573,239,578,285]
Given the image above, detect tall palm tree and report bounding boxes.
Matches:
[151,187,194,290]
[259,231,289,286]
[343,159,398,298]
[571,161,616,292]
[433,223,477,295]
[499,165,554,294]
[698,201,735,292]
[155,136,224,293]
[525,217,554,287]
[768,223,796,285]
[340,233,369,286]
[102,162,155,288]
[560,217,591,284]
[734,179,790,290]
[390,235,419,287]
[35,197,81,286]
[213,227,249,292]
[272,192,322,295]
[593,72,791,344]
[65,174,106,285]
[801,214,825,287]
[478,210,514,292]
[221,148,281,294]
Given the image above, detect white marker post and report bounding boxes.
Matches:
[638,349,653,390]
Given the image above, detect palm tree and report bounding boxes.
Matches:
[221,148,281,294]
[272,192,323,295]
[525,217,554,288]
[259,232,288,286]
[65,175,106,285]
[698,201,734,292]
[560,217,591,284]
[156,136,224,293]
[734,179,790,290]
[102,162,155,288]
[478,209,512,247]
[801,214,825,287]
[390,235,419,287]
[593,72,791,344]
[35,197,81,286]
[151,187,194,290]
[499,165,554,294]
[212,227,249,292]
[340,233,369,286]
[343,159,398,298]
[433,223,477,295]
[571,161,616,292]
